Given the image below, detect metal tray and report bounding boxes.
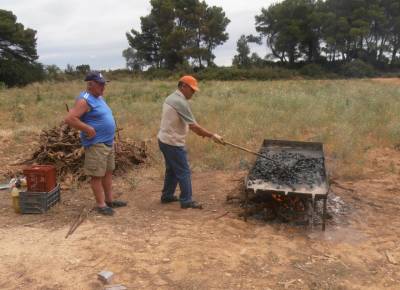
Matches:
[246,139,329,198]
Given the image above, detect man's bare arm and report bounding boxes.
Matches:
[64,99,96,139]
[189,123,213,138]
[189,123,224,144]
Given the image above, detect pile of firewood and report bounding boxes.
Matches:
[24,123,147,181]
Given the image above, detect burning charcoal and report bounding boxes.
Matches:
[249,149,325,189]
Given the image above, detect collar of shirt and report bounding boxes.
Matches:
[175,89,187,100]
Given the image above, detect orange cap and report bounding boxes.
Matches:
[179,75,199,91]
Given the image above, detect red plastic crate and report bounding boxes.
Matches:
[23,165,57,192]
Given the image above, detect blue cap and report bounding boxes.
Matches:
[84,71,108,84]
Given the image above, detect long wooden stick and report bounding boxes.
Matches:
[215,211,229,219]
[68,208,93,238]
[114,118,122,153]
[115,119,122,142]
[224,141,278,163]
[65,206,86,239]
[330,180,354,192]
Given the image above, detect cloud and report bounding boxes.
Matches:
[1,0,273,69]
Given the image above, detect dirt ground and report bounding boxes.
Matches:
[0,132,400,290]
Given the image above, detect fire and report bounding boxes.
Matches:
[271,194,306,211]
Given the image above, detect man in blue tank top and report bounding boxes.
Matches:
[65,71,127,215]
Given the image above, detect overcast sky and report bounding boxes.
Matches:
[1,0,274,70]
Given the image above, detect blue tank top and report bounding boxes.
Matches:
[77,91,116,148]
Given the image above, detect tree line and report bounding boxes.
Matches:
[234,0,400,69]
[1,0,400,87]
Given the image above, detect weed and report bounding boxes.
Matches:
[35,87,42,103]
[12,97,25,123]
[126,176,139,190]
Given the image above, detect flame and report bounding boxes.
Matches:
[271,194,305,211]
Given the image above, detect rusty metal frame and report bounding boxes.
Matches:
[243,139,329,231]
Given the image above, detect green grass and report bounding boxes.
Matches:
[1,79,400,178]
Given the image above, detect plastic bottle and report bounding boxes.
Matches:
[11,187,20,213]
[20,177,27,187]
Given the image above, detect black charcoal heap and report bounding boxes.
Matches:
[249,148,326,189]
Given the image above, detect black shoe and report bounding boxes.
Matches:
[161,196,179,204]
[181,201,203,209]
[105,200,127,208]
[96,206,115,216]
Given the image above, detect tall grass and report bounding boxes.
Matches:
[1,79,399,178]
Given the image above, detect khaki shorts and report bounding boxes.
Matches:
[84,143,115,177]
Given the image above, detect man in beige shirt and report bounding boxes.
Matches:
[157,75,224,209]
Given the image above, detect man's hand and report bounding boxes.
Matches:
[85,126,96,139]
[212,133,225,145]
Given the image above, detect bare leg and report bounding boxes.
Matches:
[91,176,106,207]
[102,171,113,203]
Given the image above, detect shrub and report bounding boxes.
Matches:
[195,67,297,81]
[299,64,326,77]
[0,59,45,87]
[339,60,376,78]
[143,68,178,80]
